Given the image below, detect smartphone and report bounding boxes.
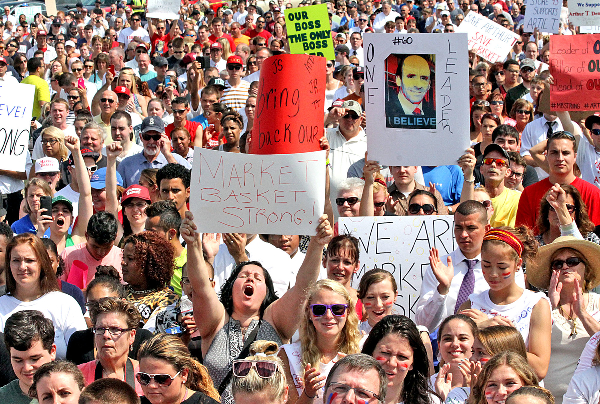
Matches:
[108,64,115,76]
[40,196,52,216]
[77,78,85,89]
[196,56,210,69]
[164,75,170,85]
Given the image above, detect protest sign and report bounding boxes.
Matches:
[568,0,600,26]
[549,34,600,111]
[339,216,456,320]
[15,5,43,24]
[285,4,335,60]
[363,33,470,166]
[455,12,520,62]
[0,82,34,172]
[582,26,600,33]
[249,54,325,155]
[147,0,180,20]
[45,0,57,17]
[538,81,598,120]
[190,148,326,235]
[523,0,561,33]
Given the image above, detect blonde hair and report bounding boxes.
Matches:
[41,126,69,161]
[217,37,232,59]
[476,326,527,359]
[118,69,139,94]
[24,178,53,214]
[300,279,360,374]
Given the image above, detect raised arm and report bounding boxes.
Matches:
[265,215,333,341]
[458,148,476,203]
[529,139,550,174]
[359,152,380,217]
[66,136,93,240]
[104,142,124,241]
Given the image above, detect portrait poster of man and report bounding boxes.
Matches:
[385,53,436,129]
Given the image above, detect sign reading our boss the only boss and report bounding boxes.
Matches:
[285,4,335,60]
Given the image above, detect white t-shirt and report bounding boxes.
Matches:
[118,27,150,48]
[577,134,600,189]
[564,365,600,404]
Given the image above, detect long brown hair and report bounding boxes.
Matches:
[536,184,595,236]
[6,234,59,296]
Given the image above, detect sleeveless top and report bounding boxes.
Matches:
[204,317,281,404]
[469,289,549,346]
[133,94,143,115]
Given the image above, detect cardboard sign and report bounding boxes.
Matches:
[15,5,43,24]
[285,4,335,60]
[340,216,456,320]
[568,0,600,26]
[455,12,520,62]
[549,34,600,111]
[0,82,34,172]
[363,33,470,166]
[523,0,561,33]
[45,0,57,17]
[581,26,600,33]
[147,0,180,20]
[538,81,598,120]
[190,148,326,235]
[250,54,325,155]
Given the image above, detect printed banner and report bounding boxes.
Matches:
[285,4,335,60]
[455,12,520,62]
[363,33,470,166]
[523,0,561,33]
[190,148,326,235]
[340,216,456,320]
[568,0,600,26]
[550,34,600,111]
[147,0,180,20]
[0,82,34,172]
[250,54,325,155]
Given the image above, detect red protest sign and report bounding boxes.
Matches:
[550,34,600,111]
[250,54,326,155]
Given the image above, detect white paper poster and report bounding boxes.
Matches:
[455,12,520,62]
[147,0,181,20]
[362,32,470,166]
[190,148,326,235]
[0,82,34,172]
[523,0,561,33]
[340,216,456,320]
[568,0,600,26]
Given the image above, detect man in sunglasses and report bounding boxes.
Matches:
[505,58,536,113]
[221,55,250,110]
[165,96,202,144]
[92,90,119,144]
[118,116,191,188]
[118,14,150,49]
[323,354,387,404]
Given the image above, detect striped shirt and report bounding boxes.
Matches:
[220,80,251,111]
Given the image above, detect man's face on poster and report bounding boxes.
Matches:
[397,55,431,104]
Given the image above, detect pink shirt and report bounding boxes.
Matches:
[61,243,123,289]
[78,360,144,396]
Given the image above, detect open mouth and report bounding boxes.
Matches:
[57,217,65,226]
[244,284,254,297]
[373,309,385,316]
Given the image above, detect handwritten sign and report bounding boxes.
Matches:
[147,0,180,20]
[549,34,600,111]
[363,33,470,166]
[581,26,600,33]
[568,0,600,26]
[0,82,34,172]
[45,0,57,17]
[455,12,519,62]
[523,0,561,33]
[190,148,326,235]
[285,4,335,60]
[15,5,43,24]
[340,216,456,320]
[250,54,325,155]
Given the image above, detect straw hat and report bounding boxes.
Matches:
[527,236,600,290]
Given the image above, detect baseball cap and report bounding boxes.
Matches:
[210,42,223,50]
[37,30,47,36]
[520,58,535,70]
[52,18,61,25]
[153,56,168,67]
[335,32,347,39]
[136,43,149,50]
[35,157,60,174]
[121,185,151,204]
[342,100,362,116]
[223,8,233,14]
[179,53,196,67]
[227,55,243,65]
[483,143,511,161]
[335,44,350,54]
[90,167,123,190]
[207,77,226,89]
[440,10,450,16]
[141,116,165,134]
[0,57,7,65]
[65,40,76,48]
[585,113,600,130]
[68,148,100,166]
[328,98,345,111]
[117,3,124,8]
[115,86,131,96]
[52,196,73,212]
[353,66,365,75]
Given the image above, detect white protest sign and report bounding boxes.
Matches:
[363,33,470,166]
[0,82,35,172]
[455,12,520,62]
[568,0,600,26]
[190,148,326,235]
[340,216,456,320]
[581,25,600,32]
[14,5,43,24]
[523,0,561,33]
[147,0,180,20]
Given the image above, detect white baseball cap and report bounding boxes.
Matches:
[35,157,60,174]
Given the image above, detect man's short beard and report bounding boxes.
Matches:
[144,146,158,156]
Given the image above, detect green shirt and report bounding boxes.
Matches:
[170,248,187,297]
[0,379,38,404]
[21,75,51,120]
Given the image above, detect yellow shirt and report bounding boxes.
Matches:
[490,187,521,227]
[171,247,187,297]
[21,75,50,119]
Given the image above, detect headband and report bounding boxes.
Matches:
[360,177,387,188]
[483,229,524,258]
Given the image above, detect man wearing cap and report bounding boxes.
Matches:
[147,56,169,93]
[26,30,57,63]
[209,42,227,72]
[0,57,17,84]
[118,14,150,49]
[433,10,456,31]
[220,55,250,110]
[118,116,191,188]
[34,157,62,193]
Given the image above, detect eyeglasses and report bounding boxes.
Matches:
[85,64,94,68]
[41,138,59,145]
[87,165,98,173]
[482,158,509,167]
[172,108,188,115]
[353,73,364,80]
[516,109,530,115]
[591,129,600,136]
[550,203,576,213]
[508,171,523,179]
[328,382,380,402]
[174,50,184,54]
[136,371,181,387]
[408,203,436,215]
[336,197,360,206]
[227,64,242,70]
[310,303,348,316]
[551,256,582,271]
[67,95,80,100]
[374,201,386,208]
[343,112,360,120]
[233,360,279,378]
[247,60,257,66]
[100,98,115,103]
[142,133,162,141]
[93,327,132,337]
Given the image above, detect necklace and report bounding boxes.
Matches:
[129,286,159,295]
[558,305,578,337]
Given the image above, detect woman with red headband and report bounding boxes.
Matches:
[457,228,552,381]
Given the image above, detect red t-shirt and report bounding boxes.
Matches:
[166,120,201,143]
[151,33,170,55]
[244,29,272,41]
[208,33,235,52]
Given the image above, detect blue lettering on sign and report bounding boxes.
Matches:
[393,116,436,126]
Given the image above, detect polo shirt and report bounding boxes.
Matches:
[117,151,192,188]
[20,74,50,119]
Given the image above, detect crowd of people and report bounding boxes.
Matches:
[0,0,598,403]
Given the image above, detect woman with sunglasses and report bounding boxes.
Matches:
[180,211,333,404]
[233,341,289,404]
[527,234,600,402]
[78,297,144,395]
[325,59,342,112]
[279,279,360,404]
[407,189,438,216]
[13,54,28,82]
[246,56,259,76]
[473,113,501,157]
[505,99,534,135]
[489,93,508,123]
[137,333,220,404]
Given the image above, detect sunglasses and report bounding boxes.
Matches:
[343,112,360,120]
[136,49,147,53]
[310,303,348,316]
[494,71,505,75]
[353,73,364,80]
[227,64,242,70]
[67,95,80,100]
[131,18,141,22]
[327,62,334,68]
[516,109,530,115]
[490,100,504,105]
[550,203,576,213]
[591,129,600,136]
[233,360,279,378]
[172,109,186,114]
[336,197,360,206]
[551,256,583,271]
[482,158,509,167]
[521,67,534,73]
[374,201,386,208]
[100,98,115,103]
[72,67,83,72]
[408,203,436,215]
[136,371,181,386]
[142,134,162,141]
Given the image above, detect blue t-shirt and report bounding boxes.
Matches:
[190,114,209,129]
[422,165,464,206]
[10,215,35,235]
